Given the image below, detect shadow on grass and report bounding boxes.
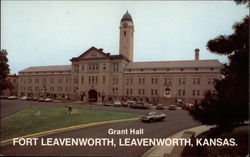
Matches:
[181,125,249,157]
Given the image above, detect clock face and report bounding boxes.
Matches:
[123,23,128,28]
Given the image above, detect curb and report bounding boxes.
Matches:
[142,125,214,157]
[0,117,139,145]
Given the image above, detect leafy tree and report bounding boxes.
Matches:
[189,5,249,127]
[0,49,13,95]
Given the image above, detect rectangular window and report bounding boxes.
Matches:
[182,89,185,96]
[178,89,181,96]
[155,89,158,95]
[208,78,211,84]
[197,78,200,84]
[82,76,84,84]
[103,76,105,84]
[82,64,84,71]
[179,78,182,85]
[96,76,98,84]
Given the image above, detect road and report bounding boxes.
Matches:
[0,100,199,156]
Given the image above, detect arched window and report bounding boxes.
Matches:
[124,31,126,36]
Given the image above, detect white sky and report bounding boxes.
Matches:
[1,1,248,74]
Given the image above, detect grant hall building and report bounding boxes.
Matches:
[18,11,222,104]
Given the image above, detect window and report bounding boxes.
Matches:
[82,76,84,84]
[182,90,185,96]
[192,90,200,96]
[164,78,172,85]
[178,89,181,96]
[178,78,185,85]
[193,78,201,84]
[103,76,106,84]
[124,31,126,36]
[155,89,158,95]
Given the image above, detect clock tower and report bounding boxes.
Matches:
[119,11,134,61]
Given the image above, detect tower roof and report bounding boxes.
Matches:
[121,11,133,22]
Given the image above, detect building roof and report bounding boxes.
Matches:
[121,11,133,22]
[70,46,130,62]
[20,65,71,73]
[124,59,222,69]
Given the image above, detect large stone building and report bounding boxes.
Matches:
[18,11,222,104]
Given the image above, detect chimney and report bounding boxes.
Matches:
[99,48,103,51]
[194,48,199,60]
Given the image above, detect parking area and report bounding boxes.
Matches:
[1,99,185,119]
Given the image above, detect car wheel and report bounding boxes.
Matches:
[150,119,153,123]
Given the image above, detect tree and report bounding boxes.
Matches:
[189,5,249,127]
[0,49,13,95]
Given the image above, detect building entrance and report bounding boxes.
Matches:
[88,90,97,102]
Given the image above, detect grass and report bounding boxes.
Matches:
[181,125,249,157]
[0,107,137,141]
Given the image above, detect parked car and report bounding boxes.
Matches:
[140,112,166,123]
[113,100,122,107]
[168,104,177,110]
[0,96,9,99]
[103,101,112,106]
[31,96,39,101]
[181,103,194,110]
[8,96,18,100]
[127,101,136,107]
[130,102,149,109]
[38,97,45,102]
[44,98,53,102]
[156,104,164,110]
[20,96,27,100]
[121,101,129,107]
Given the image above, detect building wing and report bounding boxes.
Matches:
[124,59,222,69]
[19,65,71,73]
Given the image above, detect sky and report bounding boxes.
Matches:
[1,1,248,74]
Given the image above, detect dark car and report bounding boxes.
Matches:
[156,104,164,110]
[140,112,166,123]
[130,102,149,109]
[168,104,177,110]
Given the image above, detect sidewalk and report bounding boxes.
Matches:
[142,125,214,157]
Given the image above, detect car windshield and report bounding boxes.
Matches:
[148,112,156,116]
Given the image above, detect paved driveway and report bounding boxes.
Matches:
[0,100,199,156]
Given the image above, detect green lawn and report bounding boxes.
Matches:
[0,107,137,141]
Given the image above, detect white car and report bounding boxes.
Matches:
[8,96,18,100]
[113,100,122,107]
[140,112,166,123]
[20,96,27,100]
[44,98,53,102]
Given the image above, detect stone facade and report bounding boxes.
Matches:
[17,11,222,104]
